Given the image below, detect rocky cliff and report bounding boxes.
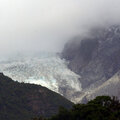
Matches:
[62,25,120,102]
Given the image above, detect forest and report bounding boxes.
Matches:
[33,96,120,120]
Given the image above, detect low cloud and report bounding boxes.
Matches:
[0,0,120,56]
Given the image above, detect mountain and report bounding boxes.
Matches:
[62,25,120,102]
[0,53,81,102]
[0,73,73,120]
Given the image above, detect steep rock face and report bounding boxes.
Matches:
[62,25,120,89]
[82,71,120,102]
[0,73,73,120]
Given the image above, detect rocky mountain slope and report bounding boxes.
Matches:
[83,70,120,101]
[62,25,120,102]
[0,73,73,120]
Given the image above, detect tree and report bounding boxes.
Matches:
[33,96,120,120]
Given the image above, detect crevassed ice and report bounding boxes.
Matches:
[0,53,82,95]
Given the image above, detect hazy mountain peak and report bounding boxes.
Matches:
[62,25,120,102]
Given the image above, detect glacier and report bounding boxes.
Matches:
[0,52,82,101]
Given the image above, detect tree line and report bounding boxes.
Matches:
[32,96,120,120]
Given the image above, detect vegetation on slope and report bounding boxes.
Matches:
[33,96,120,120]
[0,73,73,120]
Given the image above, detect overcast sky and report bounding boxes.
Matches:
[0,0,120,56]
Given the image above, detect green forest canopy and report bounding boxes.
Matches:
[33,96,120,120]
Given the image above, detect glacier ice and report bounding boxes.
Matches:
[0,53,82,99]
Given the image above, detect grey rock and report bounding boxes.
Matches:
[62,25,120,102]
[62,25,120,89]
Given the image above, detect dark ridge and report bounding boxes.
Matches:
[0,73,73,120]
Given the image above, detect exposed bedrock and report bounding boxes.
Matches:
[62,25,120,101]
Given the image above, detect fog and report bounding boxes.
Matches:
[0,0,120,56]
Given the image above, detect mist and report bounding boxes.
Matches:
[0,0,120,56]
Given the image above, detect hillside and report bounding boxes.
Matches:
[0,73,73,120]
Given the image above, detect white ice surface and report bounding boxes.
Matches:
[0,53,82,95]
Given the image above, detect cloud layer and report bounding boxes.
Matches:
[0,0,120,55]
